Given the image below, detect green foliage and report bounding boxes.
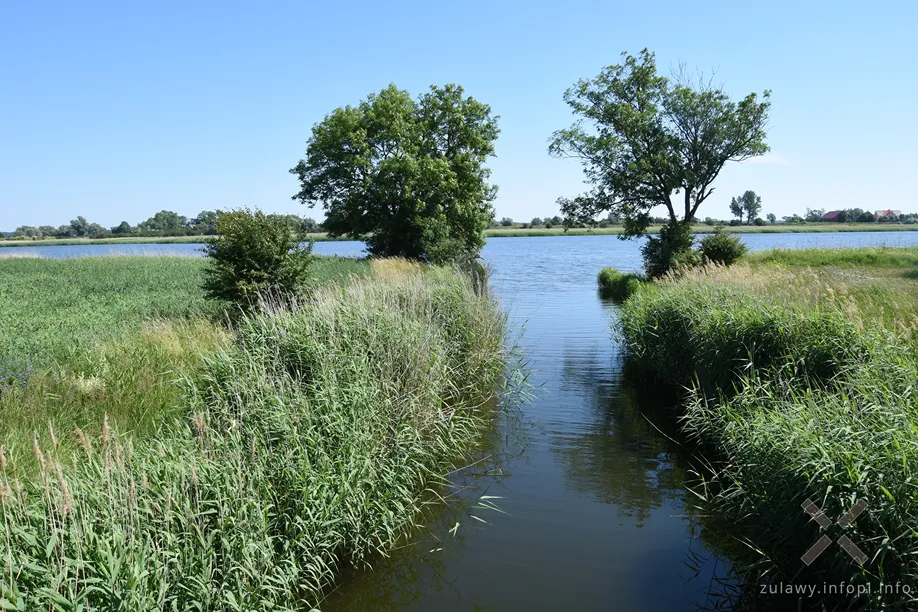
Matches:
[0,268,505,609]
[138,210,188,234]
[729,198,744,223]
[111,220,134,234]
[698,227,748,265]
[550,49,770,239]
[805,207,825,222]
[731,190,762,224]
[640,221,698,278]
[500,217,514,227]
[290,83,499,264]
[766,213,776,224]
[0,255,369,467]
[597,267,644,301]
[202,209,315,310]
[618,257,918,607]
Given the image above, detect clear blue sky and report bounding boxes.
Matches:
[2,1,916,230]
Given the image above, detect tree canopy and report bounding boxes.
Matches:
[290,83,499,263]
[731,190,763,224]
[549,49,771,238]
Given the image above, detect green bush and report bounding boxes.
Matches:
[752,217,767,226]
[640,221,696,278]
[202,209,314,310]
[698,227,748,265]
[597,267,644,301]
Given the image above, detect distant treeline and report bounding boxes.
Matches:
[494,208,918,230]
[6,210,321,241]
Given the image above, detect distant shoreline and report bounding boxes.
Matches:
[2,223,918,248]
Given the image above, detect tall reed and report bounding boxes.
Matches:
[0,265,506,609]
[618,257,918,609]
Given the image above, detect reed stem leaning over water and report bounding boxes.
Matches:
[0,262,507,610]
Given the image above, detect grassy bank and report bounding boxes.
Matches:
[0,257,505,608]
[618,247,918,609]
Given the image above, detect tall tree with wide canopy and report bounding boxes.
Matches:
[290,84,499,263]
[549,49,771,242]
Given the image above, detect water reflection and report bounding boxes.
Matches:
[553,346,682,525]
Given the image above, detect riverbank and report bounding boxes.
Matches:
[4,223,918,248]
[0,256,505,608]
[617,246,918,609]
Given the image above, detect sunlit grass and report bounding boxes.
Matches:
[618,247,918,608]
[0,264,506,609]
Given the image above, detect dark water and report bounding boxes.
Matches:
[5,232,918,610]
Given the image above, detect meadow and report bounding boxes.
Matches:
[0,254,508,609]
[618,246,918,609]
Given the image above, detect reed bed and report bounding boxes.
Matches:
[618,251,918,609]
[0,264,506,609]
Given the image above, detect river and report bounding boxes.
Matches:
[4,231,918,610]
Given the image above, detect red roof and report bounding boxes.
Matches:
[820,210,842,221]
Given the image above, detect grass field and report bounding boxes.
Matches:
[618,246,918,608]
[0,256,370,465]
[4,223,918,249]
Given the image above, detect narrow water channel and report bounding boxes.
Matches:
[323,236,731,611]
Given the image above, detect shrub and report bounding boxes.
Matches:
[752,217,766,226]
[698,228,748,265]
[597,267,644,301]
[640,221,696,278]
[202,208,314,311]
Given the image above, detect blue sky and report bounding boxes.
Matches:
[2,1,916,229]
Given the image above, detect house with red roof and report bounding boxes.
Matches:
[820,210,842,222]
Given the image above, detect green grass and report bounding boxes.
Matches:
[597,267,644,301]
[0,265,505,610]
[0,255,370,469]
[747,245,918,268]
[618,249,918,609]
[0,255,369,375]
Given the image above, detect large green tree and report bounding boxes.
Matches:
[290,84,499,263]
[549,49,771,241]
